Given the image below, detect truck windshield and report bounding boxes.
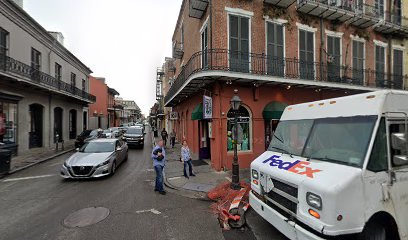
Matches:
[268,116,377,168]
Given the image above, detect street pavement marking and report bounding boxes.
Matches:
[168,176,181,180]
[225,177,232,182]
[135,208,162,215]
[2,174,56,182]
[146,169,154,172]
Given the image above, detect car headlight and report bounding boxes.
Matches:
[306,192,322,210]
[140,137,144,140]
[252,169,259,179]
[97,159,110,168]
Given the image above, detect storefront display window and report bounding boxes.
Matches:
[0,101,17,146]
[227,106,251,152]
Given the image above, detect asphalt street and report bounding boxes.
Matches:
[0,132,224,240]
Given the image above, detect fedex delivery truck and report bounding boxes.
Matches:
[250,90,408,240]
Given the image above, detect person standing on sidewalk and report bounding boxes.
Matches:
[161,128,168,146]
[152,139,166,195]
[181,140,196,179]
[169,129,176,148]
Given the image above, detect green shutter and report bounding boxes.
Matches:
[191,103,203,120]
[263,102,288,120]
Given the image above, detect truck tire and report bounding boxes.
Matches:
[359,221,386,240]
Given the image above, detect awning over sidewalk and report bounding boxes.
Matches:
[191,103,203,120]
[263,101,288,120]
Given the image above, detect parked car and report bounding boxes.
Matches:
[109,127,120,138]
[123,126,144,148]
[61,138,128,179]
[74,129,103,148]
[102,129,113,138]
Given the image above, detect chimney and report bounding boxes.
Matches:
[48,32,65,46]
[12,0,24,8]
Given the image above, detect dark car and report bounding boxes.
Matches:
[74,129,103,148]
[123,127,144,148]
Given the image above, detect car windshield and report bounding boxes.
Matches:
[126,128,143,134]
[268,116,377,168]
[79,130,92,137]
[103,130,111,134]
[79,141,115,153]
[89,130,99,137]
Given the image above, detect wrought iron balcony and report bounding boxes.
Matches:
[164,49,406,106]
[189,0,209,19]
[0,54,96,102]
[264,0,296,8]
[297,0,379,28]
[172,41,184,59]
[374,11,408,37]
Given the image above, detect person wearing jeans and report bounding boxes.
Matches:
[181,140,195,179]
[152,140,166,195]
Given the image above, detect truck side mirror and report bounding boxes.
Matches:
[391,133,408,167]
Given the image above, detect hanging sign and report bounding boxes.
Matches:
[203,95,213,119]
[170,111,178,120]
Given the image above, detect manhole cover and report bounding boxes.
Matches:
[63,207,110,228]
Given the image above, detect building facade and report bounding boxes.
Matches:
[115,98,141,125]
[107,87,120,128]
[163,0,408,170]
[0,0,95,155]
[89,77,108,129]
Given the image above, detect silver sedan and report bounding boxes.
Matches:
[61,138,128,179]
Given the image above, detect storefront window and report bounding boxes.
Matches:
[0,101,18,146]
[227,106,251,152]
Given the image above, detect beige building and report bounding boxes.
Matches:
[0,0,94,154]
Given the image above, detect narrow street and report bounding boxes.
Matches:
[0,131,223,240]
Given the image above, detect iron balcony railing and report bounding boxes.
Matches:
[0,54,96,102]
[164,49,406,104]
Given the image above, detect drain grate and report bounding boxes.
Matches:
[63,207,110,228]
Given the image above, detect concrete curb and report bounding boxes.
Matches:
[7,148,74,175]
[163,170,181,190]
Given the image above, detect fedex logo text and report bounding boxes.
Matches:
[262,155,322,178]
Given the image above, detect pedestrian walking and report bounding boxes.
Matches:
[181,140,196,179]
[152,139,166,195]
[161,128,168,146]
[170,129,176,148]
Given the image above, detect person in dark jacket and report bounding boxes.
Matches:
[161,128,168,146]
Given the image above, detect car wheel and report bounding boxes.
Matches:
[111,161,117,176]
[359,221,387,240]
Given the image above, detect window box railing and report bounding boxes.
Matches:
[164,49,406,105]
[0,54,96,102]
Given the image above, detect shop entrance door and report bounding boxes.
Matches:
[198,120,211,160]
[69,109,77,139]
[29,104,43,148]
[54,107,63,143]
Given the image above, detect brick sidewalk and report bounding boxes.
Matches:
[9,140,75,173]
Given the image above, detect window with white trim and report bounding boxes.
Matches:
[375,45,386,83]
[227,106,251,152]
[352,40,365,84]
[299,29,314,80]
[229,14,250,73]
[201,24,208,68]
[267,22,284,77]
[327,35,341,81]
[0,28,9,57]
[375,0,385,19]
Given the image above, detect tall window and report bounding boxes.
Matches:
[393,49,403,88]
[352,40,365,84]
[229,15,249,73]
[227,106,251,152]
[70,73,76,88]
[31,48,41,71]
[201,25,208,68]
[82,79,86,92]
[375,0,385,19]
[375,45,386,84]
[299,30,314,80]
[55,63,62,81]
[0,28,9,57]
[327,35,341,81]
[393,0,402,25]
[267,22,284,77]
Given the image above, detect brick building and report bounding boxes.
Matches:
[162,0,408,171]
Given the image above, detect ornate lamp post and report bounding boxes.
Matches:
[230,89,242,190]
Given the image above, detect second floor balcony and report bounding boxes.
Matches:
[0,54,96,103]
[297,0,379,28]
[164,49,406,107]
[374,11,408,37]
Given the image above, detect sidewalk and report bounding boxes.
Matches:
[151,133,250,198]
[8,140,75,174]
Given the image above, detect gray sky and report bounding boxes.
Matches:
[24,0,181,116]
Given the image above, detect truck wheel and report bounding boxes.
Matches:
[360,221,386,240]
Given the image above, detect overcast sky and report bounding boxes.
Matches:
[24,0,181,116]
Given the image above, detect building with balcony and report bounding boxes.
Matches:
[115,98,141,124]
[0,0,95,154]
[164,0,407,171]
[107,87,120,128]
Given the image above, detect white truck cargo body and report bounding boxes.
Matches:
[250,90,408,240]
